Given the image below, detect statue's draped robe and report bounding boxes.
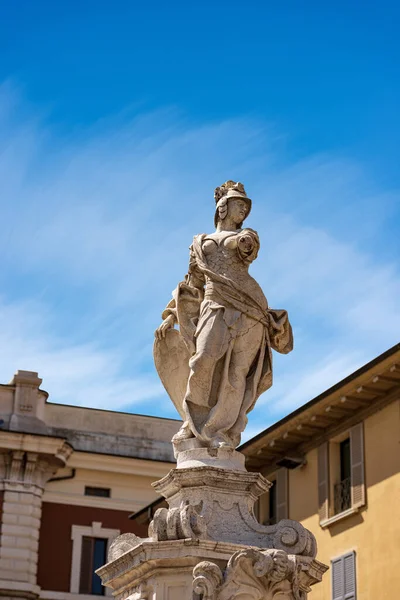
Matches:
[161,230,293,447]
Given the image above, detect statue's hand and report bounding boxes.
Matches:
[155,314,176,340]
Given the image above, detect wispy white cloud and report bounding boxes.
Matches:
[0,81,399,431]
[0,296,166,412]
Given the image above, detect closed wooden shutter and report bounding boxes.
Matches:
[350,423,365,508]
[276,468,288,521]
[331,551,356,600]
[332,556,344,600]
[318,442,329,521]
[343,552,357,599]
[79,536,94,594]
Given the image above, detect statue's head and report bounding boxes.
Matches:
[214,181,252,228]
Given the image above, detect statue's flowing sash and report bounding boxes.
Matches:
[154,234,293,419]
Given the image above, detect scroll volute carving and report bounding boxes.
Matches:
[193,549,305,600]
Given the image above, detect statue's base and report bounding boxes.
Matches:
[149,465,317,554]
[97,538,327,600]
[173,438,246,471]
[97,459,328,599]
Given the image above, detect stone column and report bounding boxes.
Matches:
[0,371,72,600]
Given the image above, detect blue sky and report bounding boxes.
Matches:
[1,2,399,440]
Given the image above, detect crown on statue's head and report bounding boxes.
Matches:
[214,180,248,203]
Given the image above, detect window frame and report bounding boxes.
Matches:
[79,536,108,595]
[318,422,366,528]
[70,522,120,596]
[257,468,288,526]
[84,486,111,498]
[331,550,357,600]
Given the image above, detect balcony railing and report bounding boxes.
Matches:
[334,477,351,514]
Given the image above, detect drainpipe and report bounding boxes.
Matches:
[49,468,76,482]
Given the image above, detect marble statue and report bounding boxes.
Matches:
[154,181,293,449]
[98,182,328,600]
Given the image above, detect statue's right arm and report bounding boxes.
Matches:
[155,243,204,340]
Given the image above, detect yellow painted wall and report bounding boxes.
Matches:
[288,399,400,599]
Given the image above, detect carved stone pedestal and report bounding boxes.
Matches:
[149,466,316,555]
[97,538,327,600]
[97,451,327,599]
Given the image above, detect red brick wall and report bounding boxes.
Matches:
[37,502,147,592]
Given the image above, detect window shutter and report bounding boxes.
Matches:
[332,556,344,600]
[253,497,260,521]
[344,552,356,599]
[318,442,329,521]
[276,468,288,521]
[79,536,93,594]
[331,551,356,600]
[350,423,365,508]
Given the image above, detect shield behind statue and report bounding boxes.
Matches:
[153,328,190,420]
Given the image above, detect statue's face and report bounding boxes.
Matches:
[228,198,248,225]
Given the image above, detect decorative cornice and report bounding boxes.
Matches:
[0,438,73,489]
[0,432,72,459]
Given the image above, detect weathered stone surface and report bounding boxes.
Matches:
[154,181,293,450]
[0,439,72,598]
[148,466,316,557]
[97,539,327,600]
[174,439,246,471]
[193,546,328,600]
[107,533,144,562]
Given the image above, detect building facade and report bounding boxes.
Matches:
[242,343,400,599]
[0,370,180,600]
[1,344,399,600]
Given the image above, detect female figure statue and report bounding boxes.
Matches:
[154,181,293,449]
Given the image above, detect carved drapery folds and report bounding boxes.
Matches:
[193,548,315,600]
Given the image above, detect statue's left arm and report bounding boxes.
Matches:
[237,228,293,354]
[267,309,294,354]
[237,228,260,263]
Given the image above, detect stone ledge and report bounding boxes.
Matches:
[0,579,40,595]
[320,505,362,528]
[96,538,327,600]
[40,592,105,600]
[97,538,254,587]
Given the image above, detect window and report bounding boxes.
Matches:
[79,537,107,595]
[70,522,120,595]
[318,423,365,525]
[268,480,277,525]
[331,551,356,599]
[85,486,111,498]
[259,469,288,525]
[334,439,351,514]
